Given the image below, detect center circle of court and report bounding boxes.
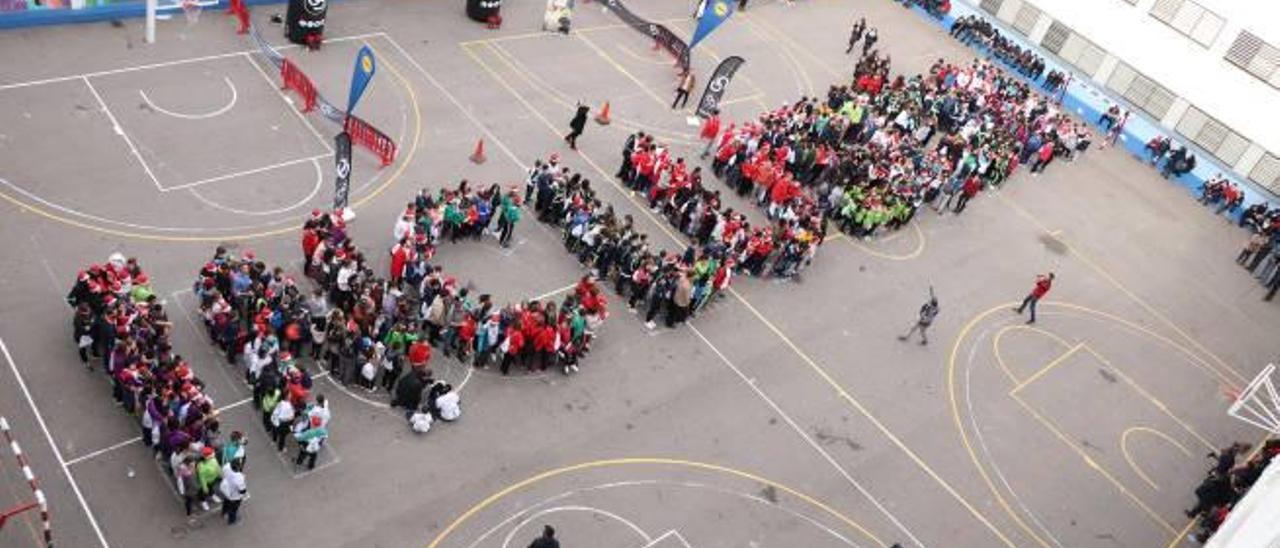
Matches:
[427,459,883,548]
[947,302,1241,546]
[0,40,415,241]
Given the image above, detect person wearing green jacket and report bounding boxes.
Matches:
[261,386,281,433]
[294,415,328,470]
[195,446,222,511]
[497,193,521,248]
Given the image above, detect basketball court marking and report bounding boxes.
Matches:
[949,301,1244,547]
[1120,426,1191,491]
[467,479,865,548]
[740,17,813,97]
[826,221,927,261]
[0,32,384,92]
[138,76,238,120]
[993,192,1247,386]
[187,158,324,216]
[575,33,674,111]
[1,337,111,548]
[425,458,884,548]
[0,34,423,242]
[481,42,699,145]
[241,51,333,157]
[466,42,1010,546]
[499,506,650,548]
[82,76,164,192]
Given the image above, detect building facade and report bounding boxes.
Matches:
[961,0,1280,197]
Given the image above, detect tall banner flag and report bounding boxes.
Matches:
[696,55,745,118]
[333,131,352,211]
[690,0,734,49]
[346,46,377,116]
[602,0,690,72]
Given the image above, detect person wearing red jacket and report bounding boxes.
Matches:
[407,339,431,370]
[699,111,721,159]
[953,175,981,214]
[1030,140,1055,173]
[500,326,524,375]
[1014,272,1055,324]
[534,323,556,371]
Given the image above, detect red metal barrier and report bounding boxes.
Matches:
[280,59,317,113]
[344,115,397,167]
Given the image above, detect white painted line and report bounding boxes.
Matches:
[0,32,386,92]
[1,337,112,547]
[499,506,651,548]
[380,33,528,170]
[161,154,328,192]
[187,157,323,215]
[240,52,333,156]
[686,324,926,548]
[83,76,163,193]
[138,76,238,120]
[532,283,576,302]
[65,395,256,468]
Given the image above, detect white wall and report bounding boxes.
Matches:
[959,0,1280,156]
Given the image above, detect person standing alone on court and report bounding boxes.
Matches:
[898,287,939,345]
[529,525,560,548]
[1013,272,1054,324]
[564,102,590,150]
[672,70,696,110]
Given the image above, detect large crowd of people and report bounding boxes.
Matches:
[701,48,1090,248]
[66,254,248,522]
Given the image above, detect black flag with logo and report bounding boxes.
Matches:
[696,55,745,119]
[601,0,690,72]
[333,131,352,211]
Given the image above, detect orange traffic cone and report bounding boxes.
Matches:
[595,102,612,125]
[470,138,487,164]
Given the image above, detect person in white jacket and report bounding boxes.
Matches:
[270,397,295,452]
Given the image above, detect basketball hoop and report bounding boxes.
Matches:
[182,0,202,25]
[1228,364,1280,435]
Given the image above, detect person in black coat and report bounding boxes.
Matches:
[564,103,590,149]
[392,369,430,410]
[529,525,559,548]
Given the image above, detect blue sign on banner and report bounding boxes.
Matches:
[346,46,377,116]
[690,0,734,49]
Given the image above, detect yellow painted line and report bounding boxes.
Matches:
[615,42,678,66]
[424,457,887,548]
[1087,349,1217,452]
[0,36,422,242]
[575,32,673,111]
[456,20,660,46]
[741,16,814,97]
[1008,343,1084,396]
[725,286,1019,547]
[719,92,766,106]
[831,221,927,261]
[992,324,1074,385]
[949,303,1086,548]
[485,42,699,145]
[1165,518,1197,548]
[1120,426,1191,491]
[467,38,1015,545]
[1010,395,1179,535]
[743,13,842,80]
[994,192,1246,385]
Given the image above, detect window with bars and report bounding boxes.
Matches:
[1225,31,1280,89]
[1149,0,1224,47]
[1176,106,1250,166]
[1106,62,1176,119]
[1012,4,1041,36]
[979,0,1004,15]
[1251,153,1280,194]
[1041,21,1070,54]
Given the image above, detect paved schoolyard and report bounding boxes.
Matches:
[0,0,1276,547]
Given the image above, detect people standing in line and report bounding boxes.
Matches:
[898,287,939,345]
[672,70,697,110]
[497,190,522,248]
[1013,272,1054,324]
[218,460,248,525]
[564,102,590,150]
[294,415,328,470]
[529,525,560,548]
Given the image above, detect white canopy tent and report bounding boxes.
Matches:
[1206,457,1280,548]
